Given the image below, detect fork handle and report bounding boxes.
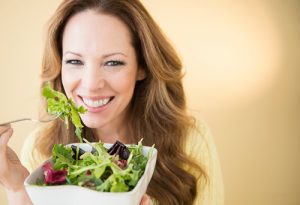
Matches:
[0,118,32,126]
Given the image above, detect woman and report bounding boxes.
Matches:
[0,0,223,204]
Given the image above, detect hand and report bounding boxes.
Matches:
[0,124,30,191]
[140,194,153,205]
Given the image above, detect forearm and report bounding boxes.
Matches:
[5,186,33,205]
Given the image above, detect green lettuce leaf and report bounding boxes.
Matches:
[42,82,87,142]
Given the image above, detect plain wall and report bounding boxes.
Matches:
[0,0,299,204]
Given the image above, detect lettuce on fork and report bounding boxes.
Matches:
[42,82,87,142]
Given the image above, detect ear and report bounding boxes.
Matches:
[136,68,146,81]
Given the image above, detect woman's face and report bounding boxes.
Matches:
[61,10,144,137]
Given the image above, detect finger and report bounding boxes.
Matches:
[140,195,153,205]
[0,124,11,134]
[0,128,13,152]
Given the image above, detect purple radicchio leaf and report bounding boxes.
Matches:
[42,162,67,185]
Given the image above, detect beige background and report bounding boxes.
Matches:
[0,0,299,204]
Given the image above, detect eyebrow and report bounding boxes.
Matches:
[63,51,127,58]
[63,51,82,57]
[103,52,127,58]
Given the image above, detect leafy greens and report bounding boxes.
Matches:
[40,140,153,192]
[42,82,87,142]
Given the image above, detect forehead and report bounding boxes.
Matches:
[62,9,133,53]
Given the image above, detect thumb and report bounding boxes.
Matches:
[0,127,13,153]
[140,194,153,205]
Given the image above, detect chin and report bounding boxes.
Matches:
[80,116,104,129]
[82,122,99,129]
[83,121,104,129]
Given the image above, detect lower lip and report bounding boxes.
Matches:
[81,98,113,113]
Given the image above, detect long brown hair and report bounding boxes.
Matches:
[35,0,206,204]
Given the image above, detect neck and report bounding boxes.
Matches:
[92,126,129,144]
[91,107,133,144]
[91,113,130,144]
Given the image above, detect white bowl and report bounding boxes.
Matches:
[24,143,157,205]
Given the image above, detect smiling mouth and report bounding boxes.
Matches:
[81,97,114,108]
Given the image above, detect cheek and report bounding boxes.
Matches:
[110,72,137,96]
[61,68,78,97]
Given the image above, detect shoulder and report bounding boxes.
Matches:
[20,125,48,172]
[185,119,225,205]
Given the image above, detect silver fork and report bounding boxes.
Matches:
[0,115,59,126]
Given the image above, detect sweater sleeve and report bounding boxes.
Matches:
[186,120,225,205]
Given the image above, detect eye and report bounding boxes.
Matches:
[65,59,83,65]
[105,60,125,67]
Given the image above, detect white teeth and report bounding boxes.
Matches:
[82,97,111,108]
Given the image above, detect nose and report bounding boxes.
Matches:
[81,63,105,91]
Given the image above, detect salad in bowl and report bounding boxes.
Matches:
[24,83,157,205]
